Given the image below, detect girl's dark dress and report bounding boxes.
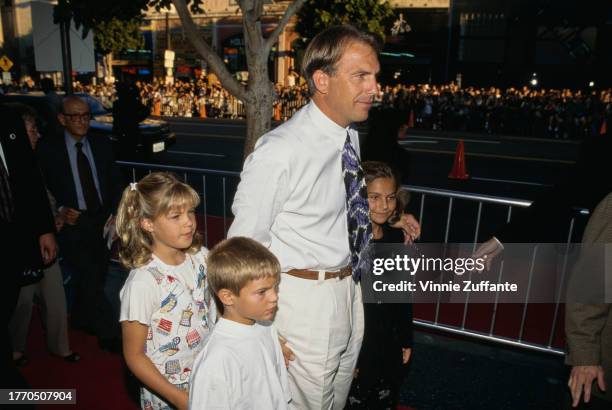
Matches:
[349,223,414,409]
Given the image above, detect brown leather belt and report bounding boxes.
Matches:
[286,266,352,281]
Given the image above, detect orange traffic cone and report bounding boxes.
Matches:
[407,109,415,128]
[600,119,607,135]
[448,139,469,179]
[200,102,207,118]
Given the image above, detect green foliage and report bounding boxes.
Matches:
[95,18,144,54]
[295,0,394,44]
[54,0,205,32]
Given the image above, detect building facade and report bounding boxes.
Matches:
[131,0,451,86]
[0,0,43,81]
[1,0,451,86]
[448,0,612,89]
[7,0,608,89]
[134,0,298,85]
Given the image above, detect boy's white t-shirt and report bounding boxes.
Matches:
[189,317,291,409]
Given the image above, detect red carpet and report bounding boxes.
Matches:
[16,216,419,410]
[18,308,139,410]
[19,308,417,410]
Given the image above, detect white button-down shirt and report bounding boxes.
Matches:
[228,101,360,272]
[64,131,103,210]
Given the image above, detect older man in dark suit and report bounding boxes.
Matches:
[37,95,123,352]
[0,104,56,389]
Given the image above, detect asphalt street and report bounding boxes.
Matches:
[145,116,580,202]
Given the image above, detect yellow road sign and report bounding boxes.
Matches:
[0,55,13,72]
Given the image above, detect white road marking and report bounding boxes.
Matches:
[398,140,439,144]
[402,147,575,164]
[405,135,501,144]
[173,132,244,139]
[167,150,226,158]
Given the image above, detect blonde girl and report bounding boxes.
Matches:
[117,172,214,410]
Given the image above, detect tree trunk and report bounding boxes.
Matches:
[170,0,306,159]
[243,53,273,158]
[244,87,272,159]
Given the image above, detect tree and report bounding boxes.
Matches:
[95,18,144,84]
[295,0,394,44]
[55,0,308,158]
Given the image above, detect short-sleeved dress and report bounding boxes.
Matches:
[120,248,215,410]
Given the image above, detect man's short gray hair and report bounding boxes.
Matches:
[301,25,380,97]
[60,95,88,114]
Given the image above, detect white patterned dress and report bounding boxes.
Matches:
[120,248,215,410]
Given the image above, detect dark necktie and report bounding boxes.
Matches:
[75,142,101,211]
[341,132,372,281]
[0,156,14,222]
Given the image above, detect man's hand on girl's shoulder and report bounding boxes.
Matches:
[391,213,421,244]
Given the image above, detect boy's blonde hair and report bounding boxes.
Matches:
[116,172,202,269]
[207,237,281,312]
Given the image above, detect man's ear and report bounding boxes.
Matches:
[57,113,66,127]
[312,69,330,95]
[140,218,154,233]
[217,289,235,307]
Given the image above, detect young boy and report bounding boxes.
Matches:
[189,237,291,409]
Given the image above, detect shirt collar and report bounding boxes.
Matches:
[215,317,268,336]
[307,100,354,151]
[64,130,88,148]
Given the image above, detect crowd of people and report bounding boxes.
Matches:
[377,83,612,140]
[76,78,248,119]
[80,80,612,140]
[3,73,612,140]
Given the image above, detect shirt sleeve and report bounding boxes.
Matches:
[227,134,290,247]
[189,347,242,409]
[119,269,160,325]
[565,303,611,365]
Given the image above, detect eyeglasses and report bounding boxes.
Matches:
[63,112,91,122]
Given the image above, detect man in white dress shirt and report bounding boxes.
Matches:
[228,25,419,409]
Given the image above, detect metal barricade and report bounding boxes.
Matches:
[404,185,590,356]
[115,161,586,356]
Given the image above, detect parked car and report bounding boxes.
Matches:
[0,92,176,157]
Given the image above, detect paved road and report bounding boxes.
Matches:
[144,117,580,202]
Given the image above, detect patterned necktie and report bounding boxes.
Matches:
[75,142,101,211]
[0,156,14,223]
[341,132,372,281]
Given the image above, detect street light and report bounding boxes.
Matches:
[530,78,538,86]
[589,81,595,88]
